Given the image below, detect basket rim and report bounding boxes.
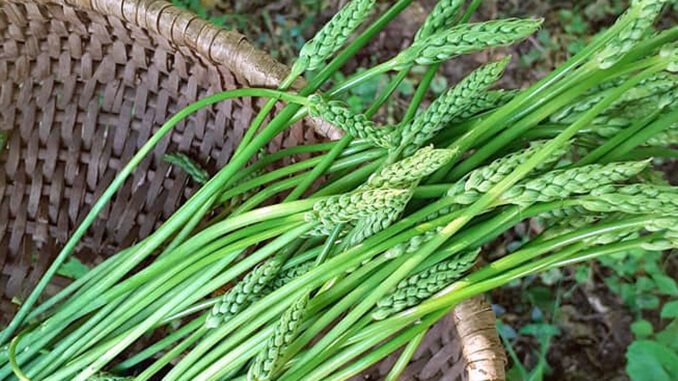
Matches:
[5,1,507,379]
[40,0,295,88]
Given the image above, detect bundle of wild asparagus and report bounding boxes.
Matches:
[1,0,676,380]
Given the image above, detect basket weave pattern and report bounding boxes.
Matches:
[0,1,505,379]
[0,0,321,313]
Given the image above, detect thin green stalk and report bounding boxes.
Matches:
[460,0,484,22]
[59,224,312,381]
[136,326,210,381]
[195,326,274,381]
[577,109,662,166]
[445,55,656,181]
[350,216,660,346]
[79,224,305,376]
[162,194,218,257]
[277,212,464,379]
[223,140,364,188]
[8,329,31,381]
[340,68,661,364]
[545,234,664,268]
[425,10,640,184]
[285,135,352,201]
[313,159,385,196]
[167,199,456,380]
[444,74,598,180]
[319,311,446,381]
[3,214,307,378]
[417,202,566,271]
[278,257,405,373]
[365,70,410,117]
[28,293,132,378]
[41,254,235,381]
[402,64,439,124]
[0,88,310,346]
[601,107,678,163]
[235,74,300,156]
[113,315,205,371]
[223,149,384,211]
[193,254,392,381]
[167,290,307,381]
[24,247,128,321]
[385,329,427,381]
[315,224,344,266]
[619,147,678,160]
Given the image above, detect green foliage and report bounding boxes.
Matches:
[661,301,678,318]
[626,340,678,381]
[0,131,7,154]
[56,257,90,280]
[575,243,678,381]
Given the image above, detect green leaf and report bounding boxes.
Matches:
[656,320,678,351]
[661,301,678,319]
[635,276,655,293]
[57,257,90,280]
[636,294,661,310]
[652,274,678,296]
[630,320,654,338]
[626,340,678,381]
[539,268,563,286]
[574,266,591,284]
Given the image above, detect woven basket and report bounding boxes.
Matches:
[0,0,506,379]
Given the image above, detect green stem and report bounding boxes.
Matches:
[167,199,455,380]
[235,73,301,157]
[113,316,205,372]
[365,69,409,117]
[320,311,446,381]
[136,326,210,381]
[619,147,678,160]
[285,135,352,201]
[313,159,385,196]
[350,216,659,345]
[401,64,439,124]
[0,87,309,346]
[4,213,308,378]
[384,329,427,381]
[63,225,311,381]
[545,234,663,268]
[460,0,484,22]
[577,109,662,166]
[8,329,31,381]
[425,10,639,184]
[601,107,678,163]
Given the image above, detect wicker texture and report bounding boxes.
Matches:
[0,0,321,316]
[0,1,505,380]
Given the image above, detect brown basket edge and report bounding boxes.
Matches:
[49,0,293,88]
